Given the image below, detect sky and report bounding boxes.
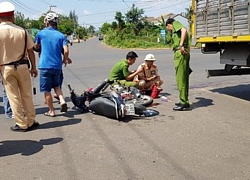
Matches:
[1,0,191,29]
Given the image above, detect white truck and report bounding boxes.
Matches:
[191,0,250,77]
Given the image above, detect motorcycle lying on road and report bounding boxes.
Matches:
[68,78,155,119]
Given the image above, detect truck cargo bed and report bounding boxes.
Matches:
[193,0,250,43]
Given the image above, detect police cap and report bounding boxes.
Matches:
[0,1,15,17]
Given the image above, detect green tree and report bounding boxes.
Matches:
[30,19,42,29]
[58,15,75,35]
[111,21,118,30]
[99,22,112,34]
[69,10,78,23]
[69,10,78,34]
[76,26,87,39]
[125,4,145,35]
[183,6,192,33]
[184,6,192,21]
[115,12,125,30]
[14,11,26,28]
[87,25,95,34]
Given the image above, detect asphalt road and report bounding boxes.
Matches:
[0,37,250,180]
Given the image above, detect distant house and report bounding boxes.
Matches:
[144,17,157,25]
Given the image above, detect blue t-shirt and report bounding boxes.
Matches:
[35,27,68,70]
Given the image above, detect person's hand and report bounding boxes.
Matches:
[133,79,139,83]
[180,46,187,55]
[63,57,72,67]
[147,75,157,81]
[67,57,72,64]
[30,68,38,78]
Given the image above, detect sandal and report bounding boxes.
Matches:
[54,95,60,101]
[60,103,67,112]
[44,112,56,117]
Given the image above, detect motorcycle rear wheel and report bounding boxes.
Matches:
[125,94,153,107]
[137,95,153,106]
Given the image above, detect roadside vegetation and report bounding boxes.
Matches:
[99,5,192,49]
[14,5,192,49]
[14,10,91,40]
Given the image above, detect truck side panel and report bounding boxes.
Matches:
[193,0,249,43]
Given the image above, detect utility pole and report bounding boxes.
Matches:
[49,5,57,12]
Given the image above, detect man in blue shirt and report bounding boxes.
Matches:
[34,12,71,117]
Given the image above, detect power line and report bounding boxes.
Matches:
[37,0,51,6]
[10,0,40,15]
[83,0,190,27]
[80,0,189,17]
[122,0,131,9]
[80,8,128,17]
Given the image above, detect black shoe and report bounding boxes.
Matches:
[173,104,190,111]
[175,102,181,106]
[189,68,193,75]
[28,121,39,130]
[10,125,27,132]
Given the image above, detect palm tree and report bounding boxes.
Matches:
[184,6,192,33]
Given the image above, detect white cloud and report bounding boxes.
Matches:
[83,10,91,15]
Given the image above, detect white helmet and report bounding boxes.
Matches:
[44,12,58,23]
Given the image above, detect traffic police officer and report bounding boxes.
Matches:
[166,18,191,111]
[0,1,39,131]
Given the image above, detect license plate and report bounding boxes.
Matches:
[125,103,135,115]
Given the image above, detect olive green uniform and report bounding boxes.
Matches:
[171,21,190,105]
[109,59,136,87]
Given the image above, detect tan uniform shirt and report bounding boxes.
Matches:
[0,21,34,65]
[135,63,159,81]
[0,21,36,129]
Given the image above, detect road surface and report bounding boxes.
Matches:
[0,37,250,180]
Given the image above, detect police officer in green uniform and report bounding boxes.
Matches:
[109,51,142,87]
[166,18,191,111]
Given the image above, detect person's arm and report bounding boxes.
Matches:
[179,27,188,54]
[33,43,40,52]
[27,48,38,77]
[125,66,143,81]
[133,65,141,82]
[33,32,41,52]
[62,45,72,66]
[26,30,38,77]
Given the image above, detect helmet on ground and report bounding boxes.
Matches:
[44,12,58,23]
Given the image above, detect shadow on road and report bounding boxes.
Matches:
[211,84,250,101]
[37,118,82,130]
[0,137,63,157]
[192,97,214,109]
